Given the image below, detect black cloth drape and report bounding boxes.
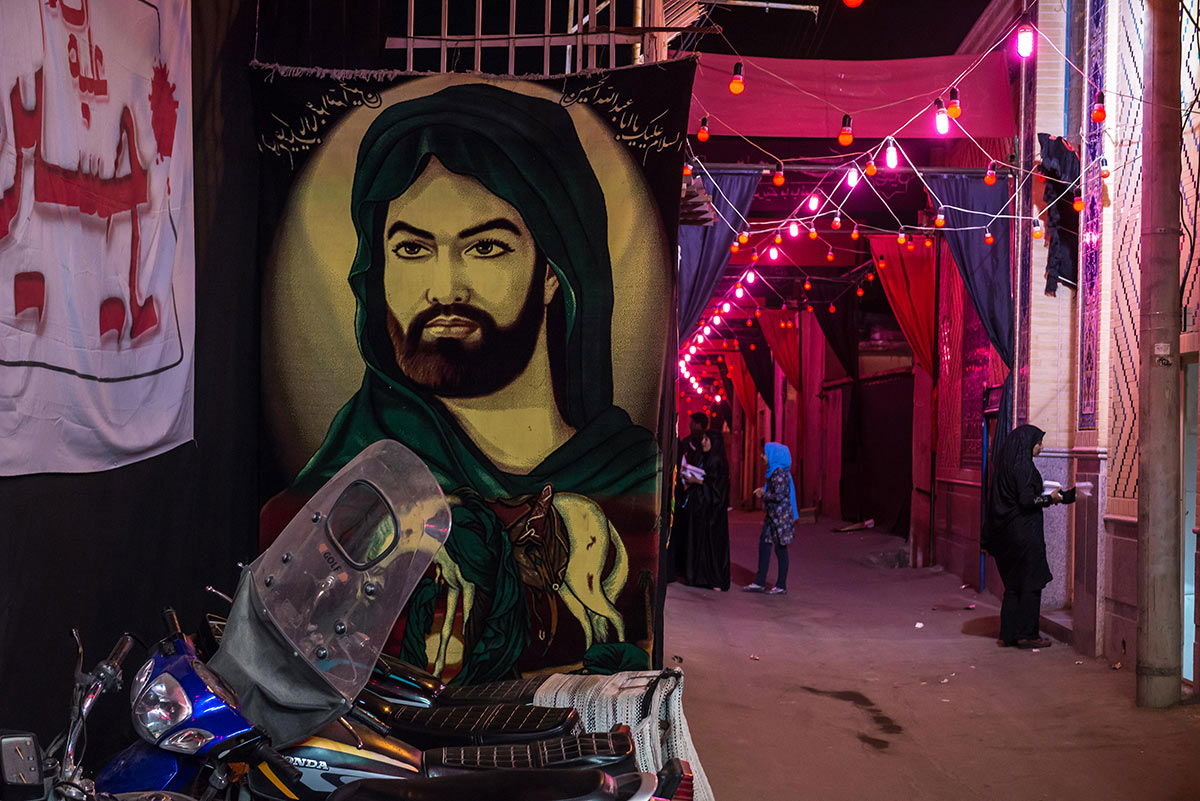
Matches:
[678,171,760,341]
[927,176,1014,368]
[738,336,776,411]
[927,174,1015,453]
[814,304,859,378]
[1037,133,1080,295]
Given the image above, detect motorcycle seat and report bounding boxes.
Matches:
[377,702,582,749]
[435,676,546,706]
[422,726,635,777]
[326,770,622,801]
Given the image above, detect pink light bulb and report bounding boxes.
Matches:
[735,286,745,299]
[934,99,950,135]
[703,325,712,335]
[713,314,722,325]
[768,246,779,261]
[847,167,859,187]
[688,345,696,354]
[714,394,722,403]
[745,270,757,284]
[722,301,731,313]
[1015,24,1034,58]
[697,334,705,343]
[807,194,820,212]
[885,143,898,169]
[684,353,692,362]
[788,221,800,238]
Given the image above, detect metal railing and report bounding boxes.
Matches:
[383,0,705,76]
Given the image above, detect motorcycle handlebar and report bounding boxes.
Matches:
[161,607,183,638]
[251,742,302,788]
[105,634,135,669]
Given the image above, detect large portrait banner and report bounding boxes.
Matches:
[0,0,194,475]
[255,60,695,681]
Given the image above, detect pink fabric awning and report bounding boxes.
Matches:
[684,51,1016,140]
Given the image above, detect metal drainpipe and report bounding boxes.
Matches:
[1136,0,1184,708]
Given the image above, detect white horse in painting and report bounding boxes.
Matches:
[428,492,628,675]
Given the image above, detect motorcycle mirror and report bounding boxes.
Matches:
[0,732,48,801]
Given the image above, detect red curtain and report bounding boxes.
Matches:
[724,351,760,419]
[867,235,940,374]
[758,309,800,390]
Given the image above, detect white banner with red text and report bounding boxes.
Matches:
[0,0,194,474]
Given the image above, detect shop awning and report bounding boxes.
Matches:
[683,50,1017,140]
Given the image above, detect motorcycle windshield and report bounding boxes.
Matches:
[249,439,450,702]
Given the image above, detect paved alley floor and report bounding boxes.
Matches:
[664,512,1200,801]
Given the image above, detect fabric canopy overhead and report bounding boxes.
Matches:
[758,309,800,391]
[685,51,1016,140]
[867,235,941,374]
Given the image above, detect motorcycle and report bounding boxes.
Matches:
[0,629,196,801]
[94,441,688,801]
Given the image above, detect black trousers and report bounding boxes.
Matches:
[999,587,1042,643]
[755,539,789,589]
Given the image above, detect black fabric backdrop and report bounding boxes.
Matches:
[0,1,261,761]
[677,171,760,342]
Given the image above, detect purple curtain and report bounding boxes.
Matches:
[678,170,760,342]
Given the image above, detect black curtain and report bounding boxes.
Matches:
[854,374,914,533]
[926,174,1015,538]
[677,170,760,342]
[1037,133,1081,295]
[0,1,261,761]
[738,334,776,412]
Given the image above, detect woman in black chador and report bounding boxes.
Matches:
[678,429,732,590]
[985,424,1074,648]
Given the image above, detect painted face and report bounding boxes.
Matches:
[382,158,559,396]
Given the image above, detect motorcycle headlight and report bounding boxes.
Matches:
[133,673,192,743]
[129,659,154,703]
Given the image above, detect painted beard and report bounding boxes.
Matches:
[386,270,546,398]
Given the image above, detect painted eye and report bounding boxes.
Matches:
[391,241,430,259]
[466,239,514,259]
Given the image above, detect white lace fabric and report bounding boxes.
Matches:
[534,669,715,801]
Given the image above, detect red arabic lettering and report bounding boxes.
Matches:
[1,69,156,337]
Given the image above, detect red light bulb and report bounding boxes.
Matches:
[867,271,875,282]
[774,232,783,244]
[697,116,710,142]
[1032,219,1044,240]
[851,226,860,241]
[947,86,962,119]
[806,304,815,313]
[738,230,750,245]
[832,215,843,230]
[1091,91,1106,123]
[773,163,786,187]
[729,242,739,254]
[826,249,835,262]
[856,286,865,297]
[1100,158,1111,179]
[984,230,995,245]
[803,279,813,292]
[865,160,877,177]
[828,303,837,314]
[934,209,946,228]
[729,62,745,95]
[837,114,854,147]
[984,163,997,186]
[1073,196,1084,212]
[808,226,818,241]
[683,163,693,176]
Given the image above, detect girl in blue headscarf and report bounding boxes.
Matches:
[744,442,798,595]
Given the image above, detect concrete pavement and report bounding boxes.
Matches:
[664,512,1200,801]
